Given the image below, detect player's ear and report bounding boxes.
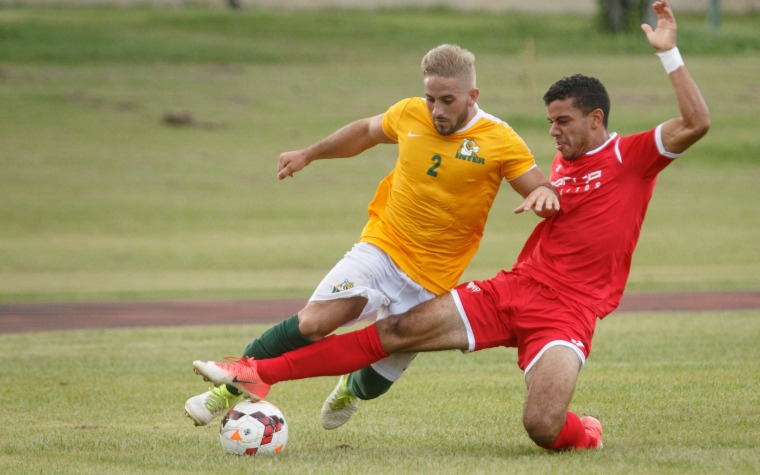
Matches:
[590,108,605,129]
[469,88,480,105]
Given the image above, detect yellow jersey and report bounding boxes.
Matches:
[360,97,536,295]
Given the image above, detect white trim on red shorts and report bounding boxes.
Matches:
[451,289,476,352]
[524,340,586,376]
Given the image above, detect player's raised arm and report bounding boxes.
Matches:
[277,113,393,180]
[642,0,710,155]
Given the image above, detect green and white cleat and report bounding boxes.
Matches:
[185,385,242,427]
[320,375,359,430]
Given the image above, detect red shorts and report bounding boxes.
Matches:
[451,270,598,373]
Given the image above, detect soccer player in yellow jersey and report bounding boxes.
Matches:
[185,44,560,429]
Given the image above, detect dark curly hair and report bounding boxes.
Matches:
[543,74,610,128]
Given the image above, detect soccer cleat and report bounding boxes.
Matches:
[192,357,271,400]
[580,416,603,449]
[320,375,359,430]
[184,385,242,426]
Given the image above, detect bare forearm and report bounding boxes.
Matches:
[642,1,710,154]
[278,114,388,179]
[305,118,379,162]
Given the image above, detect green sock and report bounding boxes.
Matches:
[243,314,313,358]
[225,314,312,396]
[347,366,394,400]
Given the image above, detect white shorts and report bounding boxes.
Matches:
[310,242,436,380]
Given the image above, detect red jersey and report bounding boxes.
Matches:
[512,126,679,318]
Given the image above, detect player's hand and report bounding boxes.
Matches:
[513,184,560,218]
[641,0,677,52]
[277,150,310,180]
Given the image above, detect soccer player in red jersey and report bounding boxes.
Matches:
[193,0,709,451]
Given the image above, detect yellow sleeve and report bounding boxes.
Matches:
[381,98,419,142]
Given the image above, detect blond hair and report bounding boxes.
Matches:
[421,44,476,90]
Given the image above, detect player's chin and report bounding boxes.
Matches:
[557,145,575,160]
[435,125,455,136]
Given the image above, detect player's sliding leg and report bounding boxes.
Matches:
[228,313,314,391]
[580,416,603,449]
[186,296,369,425]
[184,314,313,425]
[535,412,603,450]
[193,323,390,397]
[522,345,603,450]
[192,293,467,426]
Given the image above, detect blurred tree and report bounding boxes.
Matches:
[599,0,656,33]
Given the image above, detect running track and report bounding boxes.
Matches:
[1,291,760,334]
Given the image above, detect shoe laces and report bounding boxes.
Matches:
[331,379,357,410]
[204,386,236,412]
[222,355,256,367]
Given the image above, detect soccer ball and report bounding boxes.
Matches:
[219,400,288,456]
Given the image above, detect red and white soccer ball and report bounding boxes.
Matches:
[219,400,288,456]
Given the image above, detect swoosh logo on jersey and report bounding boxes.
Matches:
[407,132,423,137]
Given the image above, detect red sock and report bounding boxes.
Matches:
[542,411,593,451]
[256,323,388,384]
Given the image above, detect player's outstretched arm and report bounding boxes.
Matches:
[642,0,710,155]
[510,167,560,218]
[277,113,393,180]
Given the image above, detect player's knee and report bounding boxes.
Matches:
[297,302,362,341]
[523,409,563,446]
[297,313,332,341]
[375,314,410,352]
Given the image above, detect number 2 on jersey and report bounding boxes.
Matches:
[427,155,442,177]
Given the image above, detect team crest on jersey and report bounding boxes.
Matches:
[331,279,355,294]
[455,138,485,165]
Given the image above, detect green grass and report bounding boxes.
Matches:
[1,7,759,63]
[0,311,758,473]
[1,7,759,302]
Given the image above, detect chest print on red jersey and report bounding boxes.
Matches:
[551,167,603,196]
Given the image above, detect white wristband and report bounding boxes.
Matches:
[656,47,684,74]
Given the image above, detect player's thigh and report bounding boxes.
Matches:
[523,345,582,425]
[303,244,393,331]
[380,293,468,353]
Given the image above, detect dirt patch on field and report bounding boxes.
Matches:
[1,291,759,334]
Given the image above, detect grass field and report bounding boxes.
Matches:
[1,7,759,302]
[0,312,758,474]
[0,6,759,473]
